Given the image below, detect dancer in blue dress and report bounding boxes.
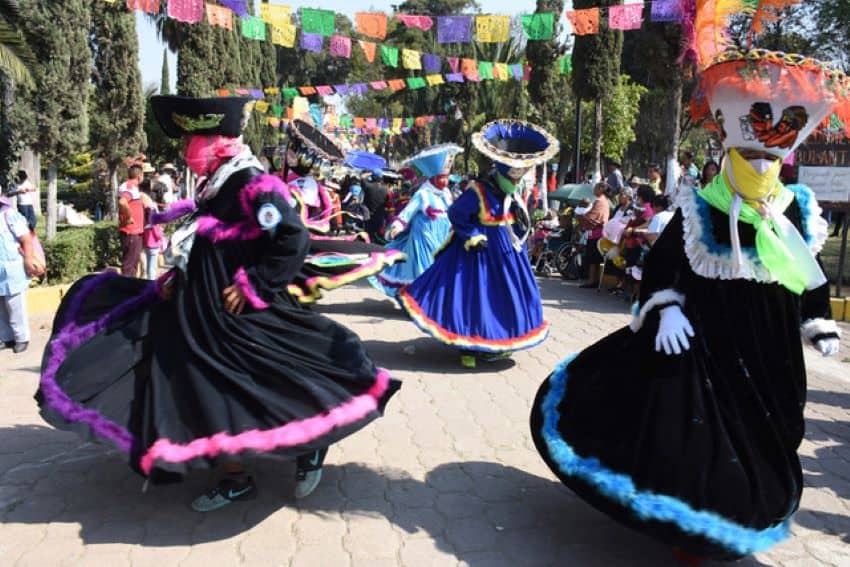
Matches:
[398,120,559,368]
[369,144,462,297]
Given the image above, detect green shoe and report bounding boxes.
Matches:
[460,355,476,368]
[481,352,512,363]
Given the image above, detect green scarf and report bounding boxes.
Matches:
[697,175,808,294]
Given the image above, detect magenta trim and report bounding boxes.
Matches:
[140,368,392,474]
[151,199,197,225]
[40,271,160,454]
[424,206,447,220]
[197,214,262,243]
[239,174,293,218]
[376,273,406,288]
[233,266,270,310]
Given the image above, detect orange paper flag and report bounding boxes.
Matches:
[355,12,388,40]
[358,40,377,63]
[566,8,600,36]
[387,79,406,91]
[205,3,233,30]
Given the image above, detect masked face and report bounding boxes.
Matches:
[431,174,449,189]
[183,135,218,177]
[748,158,776,175]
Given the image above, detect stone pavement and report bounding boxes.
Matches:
[1,278,849,567]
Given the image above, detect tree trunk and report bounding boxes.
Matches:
[665,70,684,194]
[108,165,119,220]
[590,96,604,182]
[19,148,41,216]
[46,161,58,240]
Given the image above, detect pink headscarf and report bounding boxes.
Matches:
[184,134,247,177]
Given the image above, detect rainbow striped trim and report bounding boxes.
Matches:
[398,287,549,353]
[288,249,407,304]
[472,182,515,226]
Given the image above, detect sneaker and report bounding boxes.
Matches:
[12,342,28,354]
[295,449,327,499]
[460,354,476,368]
[0,341,13,351]
[191,476,256,512]
[480,352,512,363]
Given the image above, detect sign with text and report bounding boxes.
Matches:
[796,135,850,202]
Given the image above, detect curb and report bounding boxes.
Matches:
[28,284,70,316]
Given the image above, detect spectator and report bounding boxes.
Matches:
[361,169,388,241]
[605,160,625,193]
[647,164,663,194]
[645,194,674,245]
[118,165,145,277]
[8,170,37,231]
[547,164,559,192]
[158,163,178,205]
[613,185,656,295]
[1,195,44,353]
[680,150,700,184]
[139,179,164,280]
[578,182,611,289]
[627,175,642,191]
[702,160,720,187]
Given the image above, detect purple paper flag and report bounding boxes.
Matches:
[249,89,264,99]
[378,118,389,129]
[510,64,523,80]
[301,33,323,53]
[651,0,683,22]
[350,83,368,95]
[437,16,472,44]
[445,73,465,83]
[447,56,460,73]
[334,84,349,95]
[218,0,247,17]
[423,53,442,73]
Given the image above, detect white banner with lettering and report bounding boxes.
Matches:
[798,166,850,202]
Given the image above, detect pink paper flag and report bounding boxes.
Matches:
[608,4,643,30]
[167,0,203,23]
[447,56,460,73]
[370,81,388,90]
[395,14,434,31]
[315,86,334,96]
[329,35,351,58]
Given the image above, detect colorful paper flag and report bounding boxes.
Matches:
[315,86,334,96]
[301,8,335,36]
[461,58,480,81]
[300,32,323,53]
[422,53,441,73]
[494,62,509,80]
[426,74,445,86]
[234,88,250,95]
[271,104,284,117]
[271,24,296,47]
[558,54,572,75]
[264,87,280,95]
[366,118,377,129]
[521,13,554,40]
[167,0,203,23]
[437,16,472,43]
[566,8,599,35]
[395,14,433,31]
[608,4,643,30]
[445,72,464,83]
[355,12,388,39]
[477,61,494,80]
[407,77,427,89]
[402,49,422,70]
[218,0,247,17]
[127,0,160,14]
[259,3,291,27]
[217,88,230,96]
[205,3,232,30]
[370,81,388,90]
[282,88,299,100]
[358,40,377,62]
[350,83,368,94]
[392,118,402,130]
[299,87,317,95]
[241,16,266,41]
[651,0,683,22]
[380,45,399,68]
[387,79,406,91]
[447,56,460,73]
[333,84,348,95]
[476,15,510,43]
[255,101,270,113]
[510,64,524,80]
[329,35,351,58]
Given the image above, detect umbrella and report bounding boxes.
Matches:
[548,183,595,204]
[344,150,388,171]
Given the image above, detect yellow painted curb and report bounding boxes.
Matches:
[28,284,70,316]
[844,298,850,323]
[828,298,848,322]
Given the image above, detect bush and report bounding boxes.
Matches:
[39,222,121,284]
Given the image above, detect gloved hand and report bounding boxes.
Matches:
[654,305,695,356]
[469,240,488,252]
[815,337,840,357]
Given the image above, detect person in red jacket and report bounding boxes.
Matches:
[118,165,147,277]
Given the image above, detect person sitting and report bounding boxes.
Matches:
[578,183,611,288]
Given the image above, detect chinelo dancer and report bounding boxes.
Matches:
[530,1,846,560]
[35,95,400,511]
[369,144,462,297]
[398,120,558,368]
[283,119,405,305]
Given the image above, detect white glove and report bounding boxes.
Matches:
[815,338,840,357]
[654,305,695,356]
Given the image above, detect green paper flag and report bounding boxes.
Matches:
[341,115,353,128]
[478,61,494,80]
[241,16,267,41]
[380,45,399,68]
[271,104,283,118]
[406,77,426,89]
[301,8,335,36]
[406,118,414,127]
[282,88,299,101]
[558,54,572,75]
[521,13,554,40]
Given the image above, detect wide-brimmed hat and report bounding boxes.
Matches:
[472,120,559,176]
[161,163,177,172]
[151,95,254,138]
[142,163,156,174]
[286,119,345,176]
[402,144,463,178]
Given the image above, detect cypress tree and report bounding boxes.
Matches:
[160,48,171,95]
[18,0,91,240]
[571,0,623,179]
[90,0,146,220]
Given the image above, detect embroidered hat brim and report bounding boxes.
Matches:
[151,95,254,138]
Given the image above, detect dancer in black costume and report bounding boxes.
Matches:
[36,96,399,511]
[530,5,846,559]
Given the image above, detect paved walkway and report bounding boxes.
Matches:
[1,278,849,566]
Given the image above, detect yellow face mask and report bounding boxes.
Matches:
[722,148,782,208]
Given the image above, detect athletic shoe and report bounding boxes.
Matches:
[0,341,13,351]
[12,342,28,354]
[460,354,476,368]
[191,476,256,512]
[480,352,512,363]
[295,449,327,499]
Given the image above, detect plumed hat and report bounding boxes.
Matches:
[150,95,254,138]
[472,120,559,179]
[286,119,345,176]
[402,144,463,178]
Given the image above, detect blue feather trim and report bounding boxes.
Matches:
[539,354,792,555]
[694,193,760,262]
[784,184,815,247]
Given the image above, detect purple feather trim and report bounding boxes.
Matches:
[239,174,292,217]
[40,271,161,453]
[151,199,197,225]
[233,266,270,310]
[197,215,262,243]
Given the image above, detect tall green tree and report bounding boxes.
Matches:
[160,48,171,94]
[90,0,146,220]
[571,0,622,179]
[17,0,91,240]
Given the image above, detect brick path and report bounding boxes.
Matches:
[1,278,849,566]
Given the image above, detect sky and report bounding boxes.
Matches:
[136,0,553,91]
